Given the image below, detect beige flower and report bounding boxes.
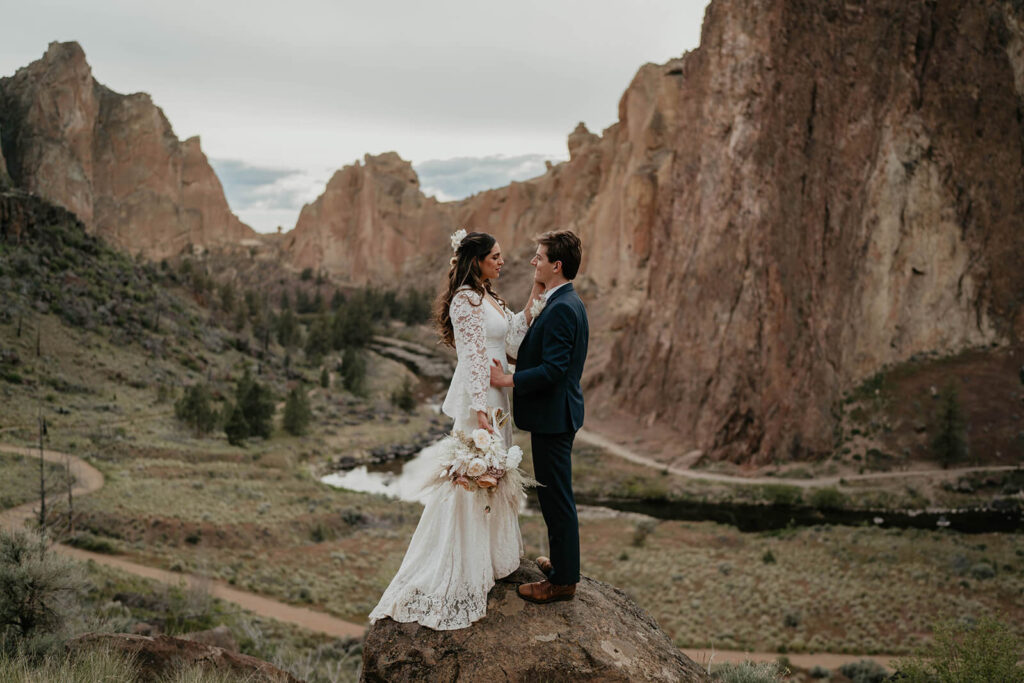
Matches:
[466,458,488,477]
[472,429,491,450]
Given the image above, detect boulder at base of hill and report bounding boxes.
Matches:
[66,632,299,682]
[360,558,709,682]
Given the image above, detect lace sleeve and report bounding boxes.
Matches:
[450,290,489,413]
[505,309,528,360]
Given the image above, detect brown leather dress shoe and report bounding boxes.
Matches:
[535,556,553,575]
[517,579,576,604]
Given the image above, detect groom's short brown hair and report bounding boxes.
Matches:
[538,230,583,280]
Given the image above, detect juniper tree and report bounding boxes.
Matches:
[174,384,217,437]
[932,382,968,468]
[282,386,312,436]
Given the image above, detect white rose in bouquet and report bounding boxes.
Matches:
[466,458,488,477]
[506,445,523,469]
[472,429,491,449]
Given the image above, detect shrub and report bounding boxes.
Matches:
[761,550,776,564]
[838,659,888,683]
[0,648,140,681]
[0,529,85,651]
[65,532,119,554]
[320,367,329,389]
[712,660,785,682]
[894,617,1023,682]
[969,563,996,580]
[809,487,846,509]
[761,485,802,506]
[632,519,657,547]
[390,377,416,412]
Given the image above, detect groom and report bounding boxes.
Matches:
[490,230,588,604]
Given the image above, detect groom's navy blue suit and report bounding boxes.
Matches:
[512,283,588,585]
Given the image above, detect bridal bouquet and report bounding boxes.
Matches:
[436,411,524,492]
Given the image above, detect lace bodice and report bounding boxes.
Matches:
[442,288,528,418]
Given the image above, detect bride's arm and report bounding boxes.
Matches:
[451,290,492,431]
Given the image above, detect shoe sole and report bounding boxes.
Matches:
[516,589,576,604]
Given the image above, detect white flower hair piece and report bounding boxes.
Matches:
[450,228,468,252]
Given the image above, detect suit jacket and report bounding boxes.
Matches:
[512,283,589,434]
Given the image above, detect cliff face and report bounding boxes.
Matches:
[0,42,254,259]
[287,0,1024,464]
[605,0,1024,462]
[286,152,452,283]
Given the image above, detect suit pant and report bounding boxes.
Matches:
[531,430,580,585]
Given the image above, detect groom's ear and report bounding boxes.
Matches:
[552,260,562,273]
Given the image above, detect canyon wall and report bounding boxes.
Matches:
[287,0,1024,463]
[0,42,254,259]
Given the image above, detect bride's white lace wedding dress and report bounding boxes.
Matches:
[368,287,529,630]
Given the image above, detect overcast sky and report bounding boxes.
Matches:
[3,0,709,232]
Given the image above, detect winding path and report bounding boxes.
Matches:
[0,444,366,639]
[576,428,1021,489]
[0,443,904,670]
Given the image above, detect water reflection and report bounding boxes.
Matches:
[321,440,444,503]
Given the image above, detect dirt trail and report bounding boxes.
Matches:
[0,443,906,668]
[0,444,365,639]
[577,428,1020,489]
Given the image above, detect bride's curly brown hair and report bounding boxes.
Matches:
[435,231,508,348]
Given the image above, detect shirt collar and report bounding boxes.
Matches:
[543,282,569,301]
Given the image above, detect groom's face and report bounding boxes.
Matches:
[531,245,559,286]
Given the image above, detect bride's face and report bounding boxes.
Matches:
[479,242,504,281]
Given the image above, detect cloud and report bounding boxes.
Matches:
[415,154,562,202]
[210,158,329,232]
[211,153,567,231]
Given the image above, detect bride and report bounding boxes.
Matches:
[368,229,543,630]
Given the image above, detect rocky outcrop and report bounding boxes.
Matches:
[360,559,708,682]
[601,0,1024,462]
[288,0,1024,464]
[66,632,299,682]
[0,42,255,259]
[286,152,452,283]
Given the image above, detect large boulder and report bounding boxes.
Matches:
[360,559,709,682]
[66,632,299,682]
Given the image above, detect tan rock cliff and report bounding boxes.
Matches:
[286,152,451,283]
[0,42,255,259]
[287,0,1024,464]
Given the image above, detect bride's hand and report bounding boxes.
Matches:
[529,281,546,301]
[476,410,495,433]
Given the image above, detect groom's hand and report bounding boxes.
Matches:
[490,359,513,388]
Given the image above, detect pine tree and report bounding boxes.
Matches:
[932,383,968,468]
[224,402,249,446]
[305,314,332,362]
[233,368,274,439]
[341,347,368,397]
[320,367,330,388]
[283,386,312,436]
[175,384,217,436]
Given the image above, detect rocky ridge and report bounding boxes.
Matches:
[285,0,1024,464]
[0,42,255,260]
